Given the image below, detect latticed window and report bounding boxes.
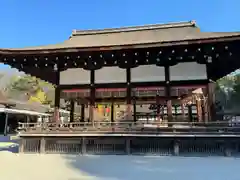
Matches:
[132,87,165,97]
[61,89,90,99]
[112,90,127,97]
[171,86,203,97]
[96,91,111,98]
[95,88,127,98]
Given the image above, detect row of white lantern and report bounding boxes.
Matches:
[1,48,233,69]
[1,45,230,63]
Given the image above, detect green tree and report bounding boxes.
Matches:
[215,76,235,109]
[230,74,240,106]
[6,75,54,105]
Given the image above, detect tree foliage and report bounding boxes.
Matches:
[230,75,240,105]
[6,75,54,105]
[215,74,240,110]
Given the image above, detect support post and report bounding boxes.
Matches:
[54,88,60,122]
[165,66,172,124]
[70,100,75,122]
[81,104,85,122]
[156,94,161,122]
[90,70,95,125]
[133,97,137,122]
[111,100,114,123]
[207,82,216,121]
[167,100,172,123]
[126,68,132,121]
[40,137,46,154]
[188,104,193,122]
[126,138,131,154]
[204,98,208,122]
[19,138,24,153]
[54,68,60,122]
[181,102,185,120]
[173,141,180,156]
[201,99,206,122]
[196,98,202,122]
[81,137,86,154]
[3,112,9,136]
[89,104,94,126]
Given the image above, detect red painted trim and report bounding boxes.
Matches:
[62,89,90,93]
[133,87,164,91]
[96,88,127,92]
[62,85,206,93]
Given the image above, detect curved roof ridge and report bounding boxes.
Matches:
[71,20,197,36]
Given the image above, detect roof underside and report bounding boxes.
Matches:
[1,21,240,54]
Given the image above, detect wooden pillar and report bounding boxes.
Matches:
[201,99,206,122]
[181,102,185,120]
[206,64,216,122]
[188,104,193,122]
[111,100,114,123]
[19,138,25,153]
[156,95,161,122]
[173,140,180,156]
[40,137,46,154]
[133,97,137,122]
[126,138,131,154]
[3,112,8,136]
[196,98,202,122]
[89,104,94,125]
[54,69,60,122]
[80,104,85,122]
[207,82,216,121]
[90,70,95,125]
[165,66,172,123]
[167,100,172,122]
[126,68,132,121]
[204,97,208,122]
[81,137,86,154]
[70,100,75,122]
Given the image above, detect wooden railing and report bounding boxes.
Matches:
[17,121,240,135]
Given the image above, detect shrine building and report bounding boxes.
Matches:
[1,20,240,124]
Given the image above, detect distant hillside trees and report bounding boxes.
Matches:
[6,75,55,105]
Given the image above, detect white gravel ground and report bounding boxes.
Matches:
[0,151,94,180]
[1,152,240,180]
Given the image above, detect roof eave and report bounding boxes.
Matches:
[0,34,240,55]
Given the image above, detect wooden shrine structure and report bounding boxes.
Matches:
[0,21,240,124]
[1,21,240,155]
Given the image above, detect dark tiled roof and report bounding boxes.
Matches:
[0,21,240,54]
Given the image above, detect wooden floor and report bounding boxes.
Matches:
[18,121,240,138]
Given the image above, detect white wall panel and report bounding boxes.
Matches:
[131,65,165,82]
[170,62,207,81]
[60,68,90,85]
[95,67,126,83]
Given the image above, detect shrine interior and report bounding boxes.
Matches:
[60,62,214,124]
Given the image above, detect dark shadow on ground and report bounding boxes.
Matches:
[0,135,19,153]
[64,154,240,180]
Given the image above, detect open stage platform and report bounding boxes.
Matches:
[2,21,240,157]
[18,121,240,157]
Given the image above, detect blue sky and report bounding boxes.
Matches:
[0,0,240,70]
